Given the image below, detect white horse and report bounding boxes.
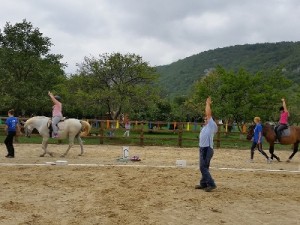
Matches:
[24,116,91,157]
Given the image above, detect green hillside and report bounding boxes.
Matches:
[156,42,300,98]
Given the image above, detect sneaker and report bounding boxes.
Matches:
[249,159,254,163]
[267,158,272,163]
[195,185,207,189]
[52,133,59,138]
[205,186,217,192]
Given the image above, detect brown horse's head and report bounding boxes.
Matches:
[246,124,255,140]
[262,123,277,142]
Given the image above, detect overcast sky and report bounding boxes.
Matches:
[1,0,300,74]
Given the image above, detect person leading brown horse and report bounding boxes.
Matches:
[247,122,300,162]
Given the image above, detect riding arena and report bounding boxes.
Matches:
[0,142,299,224]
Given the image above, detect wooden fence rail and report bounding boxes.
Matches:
[0,117,249,148]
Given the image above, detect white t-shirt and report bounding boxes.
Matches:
[199,118,218,148]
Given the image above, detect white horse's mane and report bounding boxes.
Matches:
[29,116,49,120]
[25,116,49,125]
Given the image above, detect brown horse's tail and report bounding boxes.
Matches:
[80,120,91,137]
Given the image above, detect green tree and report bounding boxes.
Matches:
[170,95,189,121]
[248,68,292,122]
[284,82,300,124]
[72,52,159,119]
[0,19,66,115]
[186,66,293,128]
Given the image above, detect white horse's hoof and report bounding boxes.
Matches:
[286,159,291,163]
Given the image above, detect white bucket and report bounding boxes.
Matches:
[176,160,186,167]
[122,146,129,158]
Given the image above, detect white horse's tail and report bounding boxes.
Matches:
[80,120,91,137]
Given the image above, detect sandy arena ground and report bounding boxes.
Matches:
[0,143,299,225]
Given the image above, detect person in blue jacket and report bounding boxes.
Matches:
[4,109,20,158]
[250,117,271,163]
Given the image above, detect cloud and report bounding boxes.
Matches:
[1,0,300,73]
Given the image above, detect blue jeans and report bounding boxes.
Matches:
[199,147,216,187]
[52,116,63,134]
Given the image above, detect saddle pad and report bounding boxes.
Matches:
[281,127,291,137]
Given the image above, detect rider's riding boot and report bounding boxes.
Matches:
[275,135,281,143]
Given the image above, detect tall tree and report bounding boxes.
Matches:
[0,19,66,115]
[72,53,159,119]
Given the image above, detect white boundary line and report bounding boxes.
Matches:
[0,162,299,173]
[213,167,300,173]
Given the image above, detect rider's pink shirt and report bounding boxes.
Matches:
[52,102,62,117]
[279,111,288,124]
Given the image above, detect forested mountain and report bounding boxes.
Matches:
[156,42,300,98]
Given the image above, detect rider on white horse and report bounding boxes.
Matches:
[24,116,91,157]
[48,91,63,138]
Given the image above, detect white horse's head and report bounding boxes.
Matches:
[24,124,33,137]
[24,117,35,137]
[24,116,49,137]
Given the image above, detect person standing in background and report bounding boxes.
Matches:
[123,121,131,137]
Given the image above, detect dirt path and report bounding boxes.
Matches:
[0,143,299,225]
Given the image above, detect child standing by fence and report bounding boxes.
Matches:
[123,121,131,137]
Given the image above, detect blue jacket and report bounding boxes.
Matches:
[253,123,263,143]
[6,117,19,132]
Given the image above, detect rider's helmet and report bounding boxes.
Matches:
[279,106,284,112]
[54,95,61,101]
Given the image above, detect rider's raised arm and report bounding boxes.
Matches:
[48,91,60,105]
[282,98,289,115]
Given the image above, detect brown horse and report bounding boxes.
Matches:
[246,123,300,162]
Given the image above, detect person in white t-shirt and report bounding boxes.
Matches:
[195,96,218,192]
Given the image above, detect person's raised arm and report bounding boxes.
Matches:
[48,91,59,104]
[205,96,212,119]
[282,98,288,112]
